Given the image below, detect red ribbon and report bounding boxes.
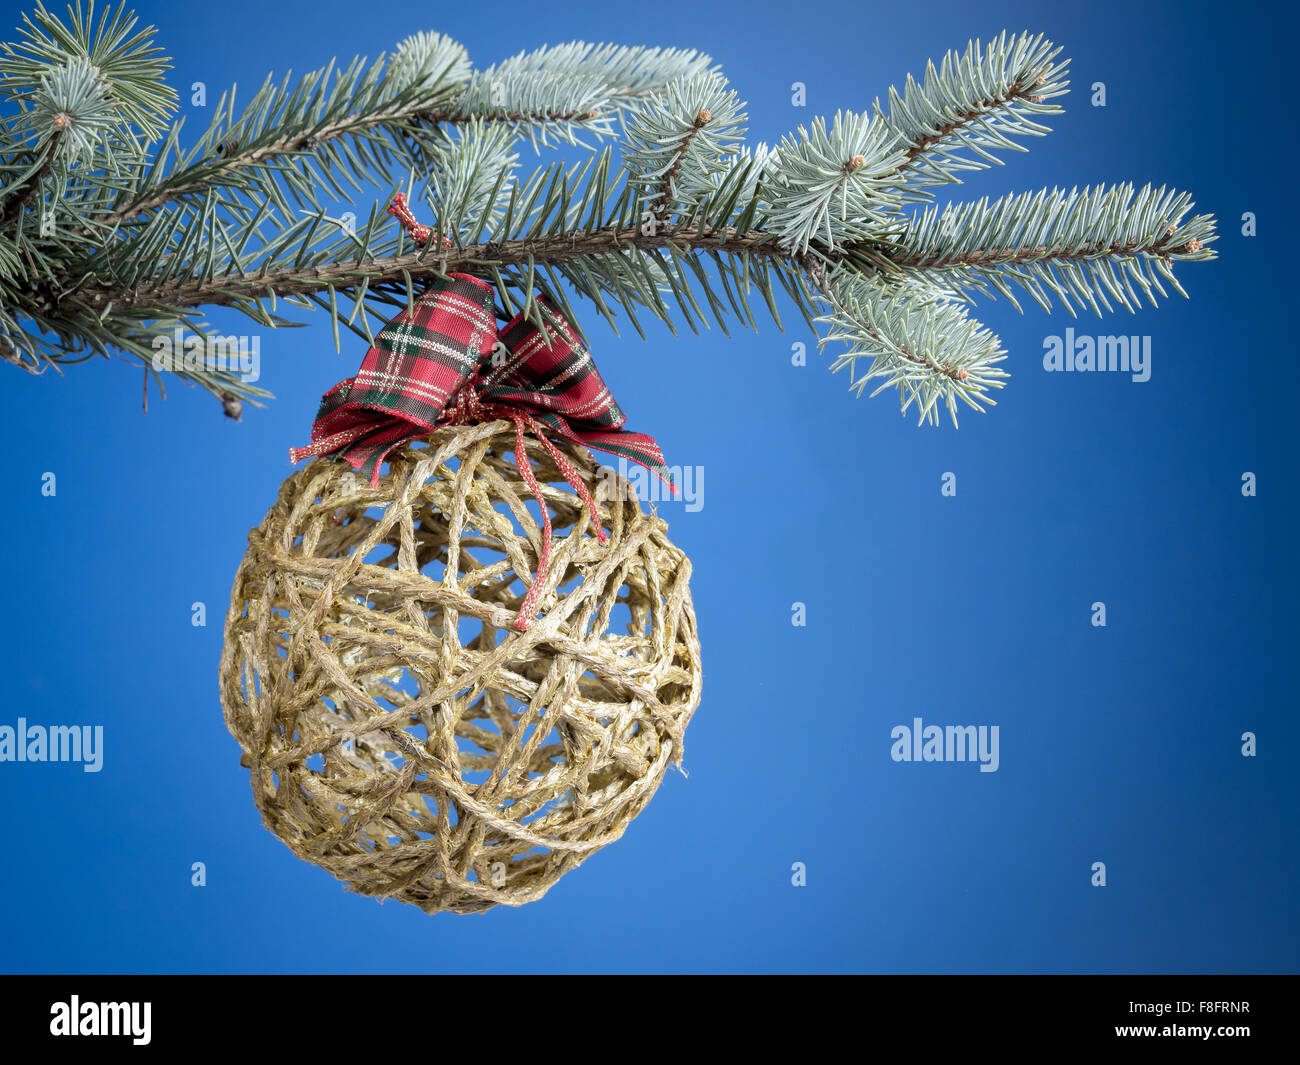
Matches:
[290,197,675,632]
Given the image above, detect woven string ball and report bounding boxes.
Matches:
[218,420,702,914]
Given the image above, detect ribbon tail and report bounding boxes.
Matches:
[509,417,554,632]
[289,418,421,487]
[508,413,610,633]
[563,428,677,496]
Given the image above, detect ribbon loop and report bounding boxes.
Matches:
[291,203,675,631]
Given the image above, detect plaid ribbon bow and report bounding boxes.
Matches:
[290,269,674,631]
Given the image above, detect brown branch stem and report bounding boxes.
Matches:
[832,295,968,383]
[901,80,1044,166]
[889,234,1204,271]
[66,216,1202,322]
[73,222,793,313]
[654,108,711,222]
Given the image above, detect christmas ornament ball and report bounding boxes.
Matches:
[218,421,701,914]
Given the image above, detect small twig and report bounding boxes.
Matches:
[897,73,1049,171]
[890,233,1204,271]
[815,269,968,384]
[655,108,711,224]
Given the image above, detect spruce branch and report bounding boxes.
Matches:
[877,30,1069,192]
[85,43,708,235]
[486,41,716,103]
[764,110,908,253]
[893,184,1217,315]
[0,124,61,222]
[95,54,470,229]
[622,72,745,223]
[0,11,1217,426]
[72,223,794,312]
[815,269,1008,426]
[422,118,519,244]
[0,0,177,139]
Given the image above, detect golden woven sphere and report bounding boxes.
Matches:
[218,421,701,914]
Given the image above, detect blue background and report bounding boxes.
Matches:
[2,0,1294,974]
